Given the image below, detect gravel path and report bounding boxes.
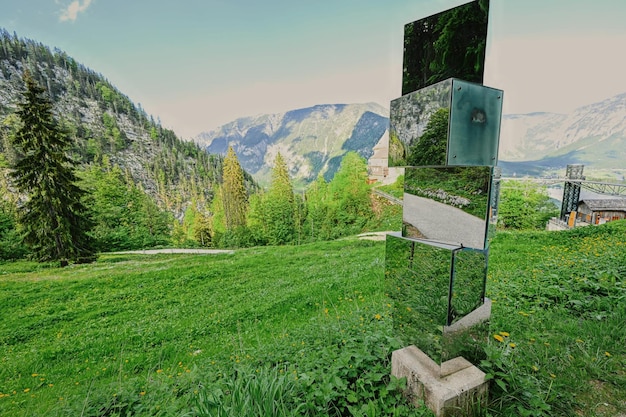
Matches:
[109,248,234,255]
[403,193,486,248]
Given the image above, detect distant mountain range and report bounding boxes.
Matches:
[195,92,626,185]
[498,93,626,178]
[194,103,388,188]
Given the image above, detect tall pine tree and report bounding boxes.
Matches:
[10,71,94,263]
[221,145,247,230]
[264,152,295,245]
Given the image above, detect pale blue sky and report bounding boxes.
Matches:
[1,0,626,138]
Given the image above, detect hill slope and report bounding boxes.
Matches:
[0,29,254,216]
[194,103,389,188]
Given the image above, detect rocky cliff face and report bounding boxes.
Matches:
[194,103,389,188]
[0,31,226,213]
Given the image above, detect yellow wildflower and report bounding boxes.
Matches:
[493,334,504,342]
[605,352,611,357]
[499,331,510,337]
[374,314,382,320]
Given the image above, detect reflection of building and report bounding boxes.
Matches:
[576,199,626,224]
[367,130,403,185]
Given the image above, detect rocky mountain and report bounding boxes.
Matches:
[196,91,626,187]
[499,93,626,177]
[194,103,389,188]
[0,29,241,215]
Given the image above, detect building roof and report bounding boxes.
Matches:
[579,198,626,211]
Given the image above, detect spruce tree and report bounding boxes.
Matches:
[221,145,247,230]
[264,152,295,245]
[10,71,94,263]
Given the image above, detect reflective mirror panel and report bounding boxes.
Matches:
[402,0,490,95]
[402,166,492,249]
[447,80,502,166]
[389,79,503,168]
[385,233,459,364]
[450,248,487,324]
[389,79,452,167]
[487,167,501,243]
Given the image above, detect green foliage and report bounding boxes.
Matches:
[402,0,488,94]
[0,223,624,416]
[10,72,94,263]
[245,192,269,246]
[262,153,296,245]
[407,108,449,166]
[302,174,330,241]
[0,200,27,260]
[0,29,229,249]
[193,367,301,417]
[303,152,375,241]
[81,164,172,251]
[221,146,248,231]
[485,221,626,416]
[377,174,404,200]
[498,181,559,230]
[328,152,373,225]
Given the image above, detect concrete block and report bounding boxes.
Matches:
[391,345,488,417]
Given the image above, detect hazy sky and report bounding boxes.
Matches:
[1,0,626,138]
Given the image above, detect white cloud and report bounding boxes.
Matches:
[59,0,93,22]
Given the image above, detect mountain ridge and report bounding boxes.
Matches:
[499,92,626,177]
[195,91,626,185]
[0,29,246,219]
[195,102,389,188]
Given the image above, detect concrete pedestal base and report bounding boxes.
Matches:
[391,346,488,417]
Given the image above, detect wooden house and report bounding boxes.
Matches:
[576,198,626,225]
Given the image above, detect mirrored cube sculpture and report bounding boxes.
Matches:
[402,0,489,95]
[402,166,499,249]
[487,167,502,242]
[389,78,502,167]
[385,233,489,367]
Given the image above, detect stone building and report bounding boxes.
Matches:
[367,130,403,185]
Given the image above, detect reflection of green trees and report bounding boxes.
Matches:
[402,0,489,94]
[386,236,451,362]
[407,108,449,166]
[405,166,490,218]
[498,181,559,230]
[451,249,486,321]
[388,130,406,166]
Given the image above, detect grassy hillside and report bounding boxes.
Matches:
[0,222,624,416]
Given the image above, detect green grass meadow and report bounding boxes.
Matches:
[1,222,625,416]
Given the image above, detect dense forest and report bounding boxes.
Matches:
[0,30,395,261]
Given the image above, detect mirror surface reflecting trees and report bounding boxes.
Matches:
[385,233,490,366]
[402,0,490,95]
[389,79,502,168]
